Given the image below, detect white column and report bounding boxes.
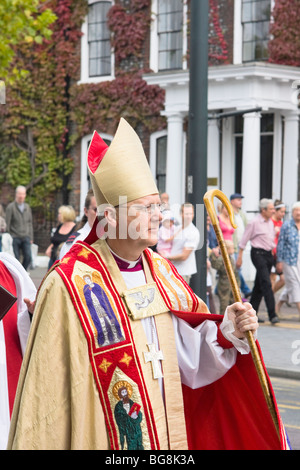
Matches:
[272,112,283,200]
[282,111,299,213]
[164,112,185,208]
[240,111,261,283]
[233,0,242,64]
[241,111,261,216]
[221,116,235,196]
[207,118,220,189]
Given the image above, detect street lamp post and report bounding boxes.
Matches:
[188,0,209,299]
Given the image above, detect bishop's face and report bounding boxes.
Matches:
[117,194,163,248]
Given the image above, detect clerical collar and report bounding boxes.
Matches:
[108,246,143,272]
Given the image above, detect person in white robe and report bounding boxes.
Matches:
[0,252,36,449]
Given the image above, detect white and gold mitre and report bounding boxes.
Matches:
[87,118,159,207]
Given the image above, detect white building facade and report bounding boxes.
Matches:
[79,0,300,219]
[145,62,300,216]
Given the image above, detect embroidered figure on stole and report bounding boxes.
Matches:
[113,380,144,450]
[77,272,124,347]
[151,254,193,311]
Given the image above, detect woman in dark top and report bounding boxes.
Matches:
[46,205,76,269]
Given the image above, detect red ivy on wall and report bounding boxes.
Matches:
[268,0,300,66]
[72,0,231,140]
[208,0,229,64]
[70,71,166,139]
[107,1,151,65]
[71,0,166,140]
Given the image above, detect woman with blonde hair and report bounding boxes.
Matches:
[46,205,76,268]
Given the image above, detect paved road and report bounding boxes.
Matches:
[271,376,300,450]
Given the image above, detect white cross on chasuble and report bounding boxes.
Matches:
[143,343,164,379]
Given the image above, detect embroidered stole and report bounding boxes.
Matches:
[55,239,201,450]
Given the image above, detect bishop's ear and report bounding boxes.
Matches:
[104,206,117,227]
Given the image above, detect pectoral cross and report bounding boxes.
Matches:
[143,343,164,380]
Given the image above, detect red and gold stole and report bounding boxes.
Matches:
[55,240,200,450]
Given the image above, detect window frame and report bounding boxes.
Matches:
[150,0,188,73]
[149,130,168,192]
[233,113,274,199]
[241,0,271,63]
[79,0,115,84]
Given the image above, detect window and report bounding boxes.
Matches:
[88,1,111,77]
[242,0,271,62]
[157,0,183,71]
[260,113,274,199]
[156,136,167,192]
[234,113,274,199]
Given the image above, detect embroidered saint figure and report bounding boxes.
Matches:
[113,381,144,450]
[83,274,124,347]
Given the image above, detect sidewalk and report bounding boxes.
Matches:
[243,282,300,380]
[28,262,300,381]
[28,263,48,290]
[255,300,300,381]
[213,286,300,380]
[258,322,300,380]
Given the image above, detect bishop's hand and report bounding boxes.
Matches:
[225,302,258,339]
[24,297,36,315]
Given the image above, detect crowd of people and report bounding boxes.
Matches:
[0,186,97,270]
[0,119,294,451]
[2,185,296,325]
[155,191,300,325]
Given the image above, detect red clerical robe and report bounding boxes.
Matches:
[7,231,290,450]
[1,261,21,414]
[0,254,36,449]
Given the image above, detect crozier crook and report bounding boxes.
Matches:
[204,188,280,439]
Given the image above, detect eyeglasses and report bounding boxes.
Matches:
[123,203,167,214]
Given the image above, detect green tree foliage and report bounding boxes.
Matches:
[0,0,56,80]
[0,0,87,208]
[0,0,165,210]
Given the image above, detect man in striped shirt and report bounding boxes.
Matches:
[236,199,280,324]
